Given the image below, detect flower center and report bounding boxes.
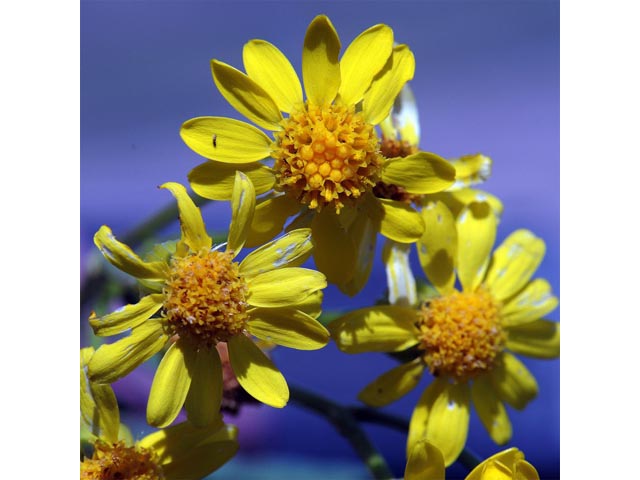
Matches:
[417,288,505,381]
[163,250,248,346]
[272,102,383,213]
[80,441,164,480]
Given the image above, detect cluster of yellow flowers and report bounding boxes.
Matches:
[81,15,558,479]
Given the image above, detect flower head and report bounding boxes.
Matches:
[329,201,559,466]
[180,15,456,294]
[80,347,238,480]
[88,174,329,427]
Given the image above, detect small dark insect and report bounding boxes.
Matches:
[212,134,217,148]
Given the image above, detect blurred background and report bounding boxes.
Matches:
[81,1,559,478]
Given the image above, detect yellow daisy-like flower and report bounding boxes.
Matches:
[88,174,329,428]
[329,201,559,466]
[405,442,539,480]
[375,82,503,219]
[180,15,456,293]
[81,347,238,480]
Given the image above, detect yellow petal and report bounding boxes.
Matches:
[239,228,313,279]
[302,15,341,106]
[338,24,393,105]
[160,182,212,252]
[358,358,424,407]
[328,306,419,353]
[449,153,493,189]
[408,379,470,467]
[501,279,558,327]
[506,320,560,359]
[490,353,538,410]
[88,320,168,384]
[147,340,195,428]
[428,188,504,221]
[485,230,546,301]
[247,268,326,308]
[383,240,418,307]
[363,44,415,125]
[390,82,421,145]
[287,289,324,319]
[89,294,163,336]
[404,440,445,480]
[180,116,272,163]
[311,206,357,286]
[228,333,289,407]
[211,59,283,130]
[188,161,275,201]
[471,376,512,445]
[417,200,458,295]
[227,171,255,258]
[80,347,120,443]
[244,194,300,248]
[514,460,541,480]
[456,201,497,292]
[243,40,303,113]
[94,225,167,280]
[340,212,378,296]
[139,418,227,459]
[184,347,223,428]
[381,152,456,194]
[466,448,526,480]
[247,307,329,350]
[365,195,425,243]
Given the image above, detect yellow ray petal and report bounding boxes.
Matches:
[244,194,300,248]
[160,182,212,252]
[471,376,512,445]
[240,228,313,278]
[228,333,289,407]
[404,440,445,480]
[390,82,421,145]
[340,213,378,296]
[80,347,120,443]
[381,152,456,194]
[383,240,418,307]
[448,153,493,190]
[311,206,357,286]
[180,116,272,163]
[188,161,275,201]
[147,340,195,428]
[466,448,526,480]
[417,200,458,295]
[243,40,303,113]
[428,189,504,221]
[514,460,541,480]
[211,59,283,130]
[505,320,560,359]
[338,24,393,105]
[501,279,558,327]
[329,306,419,353]
[94,225,167,280]
[365,195,425,243]
[302,15,341,106]
[490,353,538,410]
[227,171,256,258]
[456,201,497,292]
[184,347,223,428]
[89,294,163,336]
[363,45,415,126]
[88,320,168,384]
[358,358,425,407]
[247,268,326,308]
[247,307,329,350]
[287,289,324,319]
[408,379,470,467]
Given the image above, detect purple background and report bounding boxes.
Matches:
[81,1,559,478]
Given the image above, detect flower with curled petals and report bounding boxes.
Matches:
[88,173,329,428]
[180,15,456,295]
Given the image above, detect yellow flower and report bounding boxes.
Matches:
[180,15,456,294]
[88,174,329,428]
[329,201,559,466]
[376,82,503,219]
[405,442,539,480]
[81,347,238,480]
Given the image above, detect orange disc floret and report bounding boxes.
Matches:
[272,102,383,213]
[80,441,164,480]
[418,288,505,381]
[163,250,248,346]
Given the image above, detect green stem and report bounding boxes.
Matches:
[289,385,394,480]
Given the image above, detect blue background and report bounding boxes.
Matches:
[81,1,559,478]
